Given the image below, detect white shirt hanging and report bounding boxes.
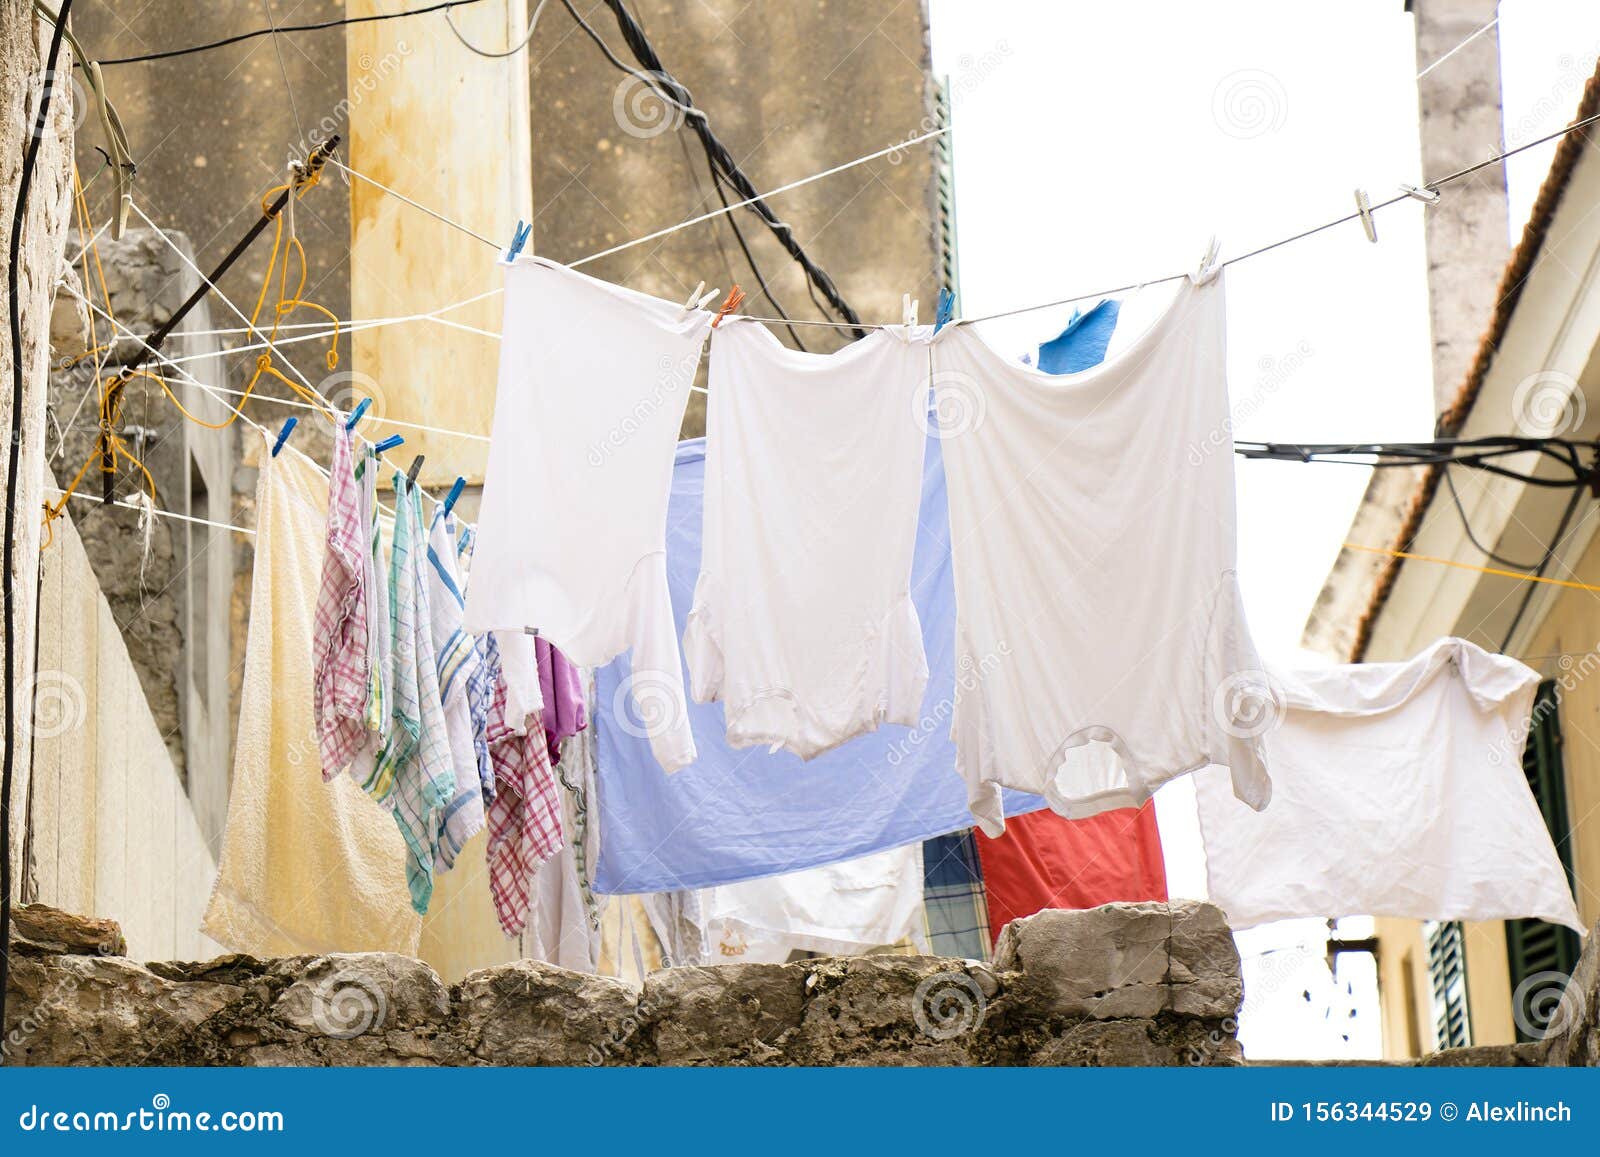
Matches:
[1194,637,1585,933]
[684,319,931,759]
[934,272,1270,835]
[464,258,710,773]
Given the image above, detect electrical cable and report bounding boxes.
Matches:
[4,0,75,1062]
[446,0,551,58]
[1442,464,1549,572]
[1499,483,1590,652]
[92,0,490,67]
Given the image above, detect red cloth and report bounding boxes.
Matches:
[976,803,1167,946]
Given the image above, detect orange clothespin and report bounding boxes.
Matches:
[711,285,746,329]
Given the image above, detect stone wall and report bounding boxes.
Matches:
[4,901,1247,1067]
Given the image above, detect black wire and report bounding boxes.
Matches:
[92,0,489,66]
[5,0,75,1062]
[705,158,807,349]
[1442,466,1548,571]
[1500,483,1590,652]
[561,0,867,337]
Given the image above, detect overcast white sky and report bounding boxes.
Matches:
[930,0,1600,1060]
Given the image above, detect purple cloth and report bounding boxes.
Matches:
[537,637,587,764]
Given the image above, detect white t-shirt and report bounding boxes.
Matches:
[683,319,931,759]
[1195,637,1584,932]
[935,271,1270,835]
[464,258,710,773]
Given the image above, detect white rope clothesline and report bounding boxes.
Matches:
[44,485,256,536]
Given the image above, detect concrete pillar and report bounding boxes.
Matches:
[1,2,77,899]
[1412,0,1510,417]
[345,0,533,488]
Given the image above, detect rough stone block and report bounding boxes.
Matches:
[9,903,127,958]
[454,960,641,1066]
[644,962,805,1065]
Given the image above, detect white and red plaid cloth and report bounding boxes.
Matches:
[485,672,566,937]
[311,426,371,779]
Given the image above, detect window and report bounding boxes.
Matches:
[1506,679,1582,1042]
[1425,919,1471,1049]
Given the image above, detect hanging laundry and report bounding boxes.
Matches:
[453,524,498,804]
[424,508,488,870]
[464,258,709,773]
[369,476,457,914]
[976,803,1167,948]
[494,627,545,751]
[346,447,392,790]
[592,434,1046,895]
[697,843,927,963]
[203,439,419,956]
[1036,298,1121,374]
[537,636,586,765]
[522,720,604,971]
[935,271,1271,835]
[921,829,991,960]
[311,425,371,777]
[483,653,565,937]
[683,319,931,758]
[1194,638,1585,932]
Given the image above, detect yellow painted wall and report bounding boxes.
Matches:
[345,0,531,488]
[28,509,223,963]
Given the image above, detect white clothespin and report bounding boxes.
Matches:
[1400,182,1441,205]
[286,157,303,243]
[902,293,919,329]
[1191,235,1222,285]
[1354,189,1378,243]
[681,280,706,317]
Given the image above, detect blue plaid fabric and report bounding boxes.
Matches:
[921,829,990,961]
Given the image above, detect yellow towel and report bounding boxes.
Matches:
[203,442,421,957]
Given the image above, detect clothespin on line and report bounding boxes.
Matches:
[1192,235,1222,285]
[1354,189,1378,243]
[681,280,720,317]
[373,434,405,455]
[902,293,919,329]
[345,397,372,430]
[270,417,297,457]
[406,454,426,488]
[1400,182,1441,205]
[505,220,532,263]
[443,477,466,516]
[934,288,955,333]
[711,285,746,329]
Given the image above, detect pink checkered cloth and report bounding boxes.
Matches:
[485,672,566,937]
[311,426,372,779]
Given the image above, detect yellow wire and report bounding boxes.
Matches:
[1343,541,1600,594]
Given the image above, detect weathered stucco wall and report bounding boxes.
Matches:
[5,901,1247,1067]
[26,509,222,965]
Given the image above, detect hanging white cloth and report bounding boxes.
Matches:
[935,272,1270,835]
[465,257,710,773]
[696,843,927,963]
[1194,637,1584,933]
[685,318,931,759]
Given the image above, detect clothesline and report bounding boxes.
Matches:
[43,485,256,535]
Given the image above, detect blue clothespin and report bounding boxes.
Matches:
[270,416,297,457]
[934,287,955,333]
[372,434,405,454]
[345,397,372,430]
[506,219,531,262]
[443,477,465,516]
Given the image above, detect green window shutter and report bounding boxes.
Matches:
[932,76,960,307]
[1506,680,1582,1042]
[1425,919,1472,1049]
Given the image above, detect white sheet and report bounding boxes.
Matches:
[1195,637,1584,932]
